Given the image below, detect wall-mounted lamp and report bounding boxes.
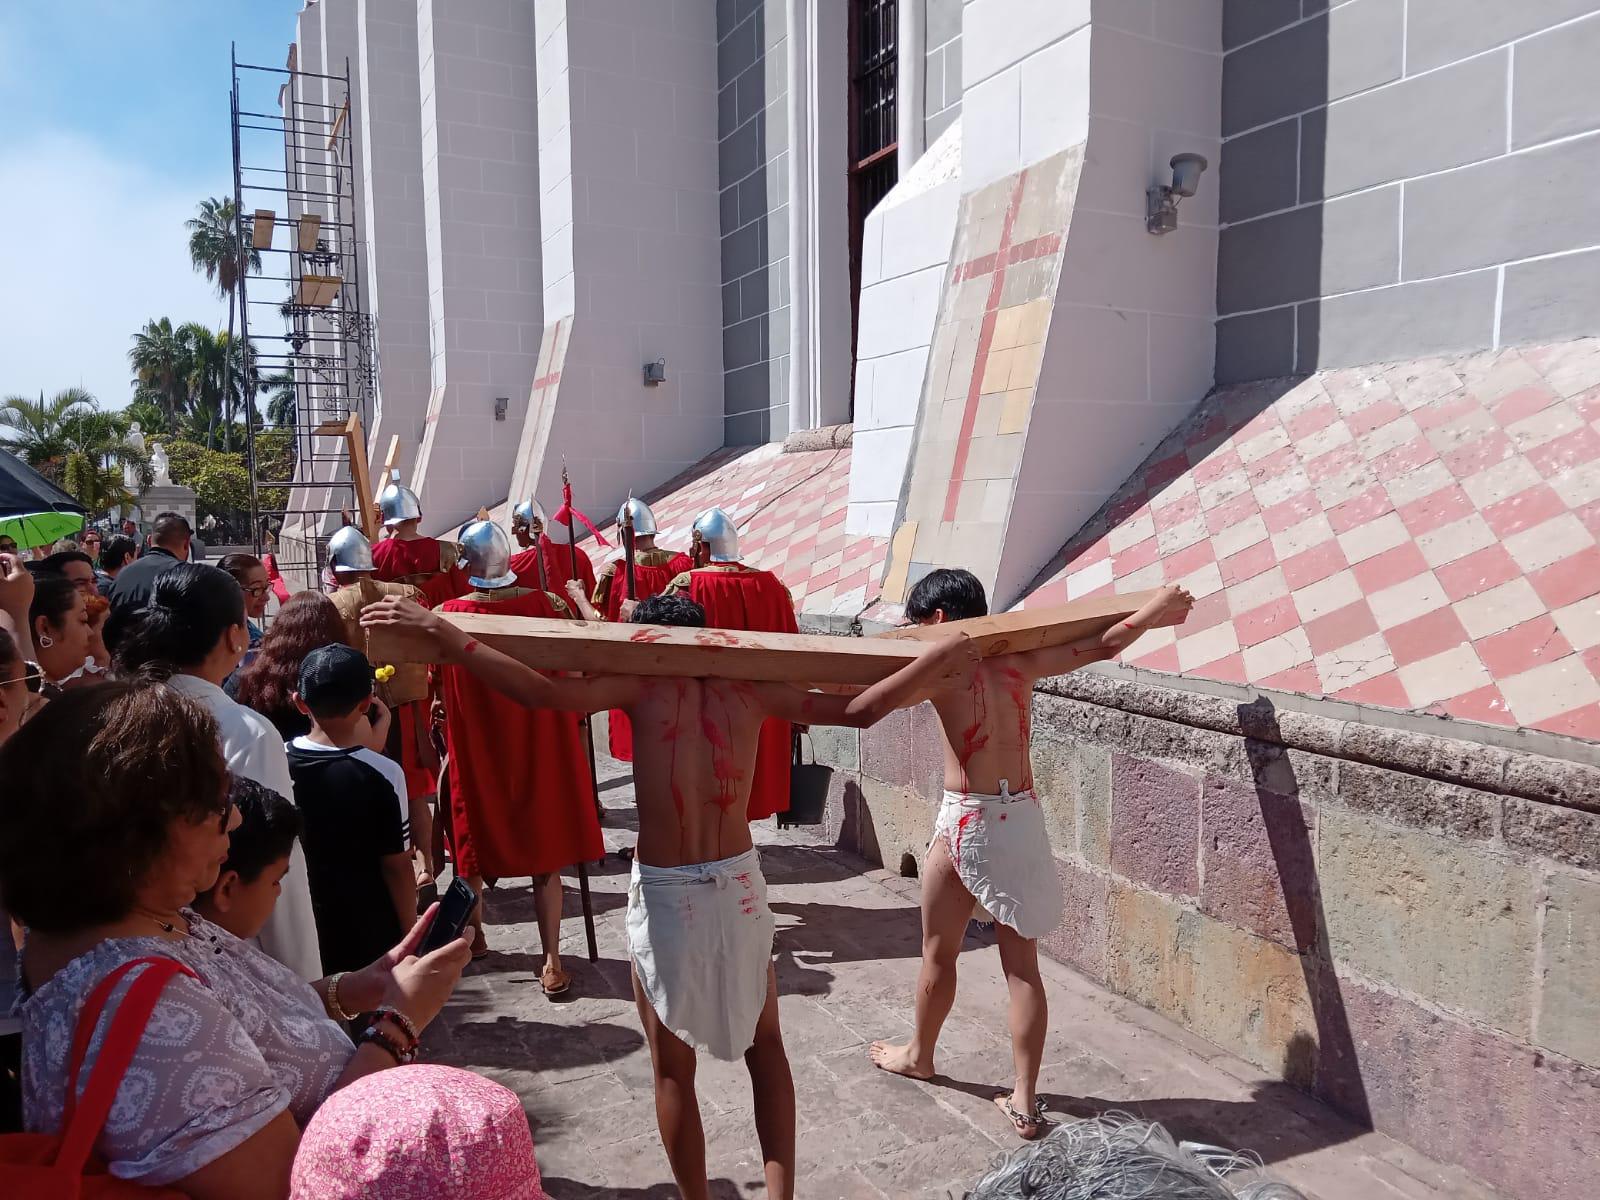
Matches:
[1146,153,1209,235]
[643,358,667,386]
[494,396,508,421]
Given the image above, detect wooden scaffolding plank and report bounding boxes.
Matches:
[373,436,400,507]
[250,209,276,250]
[297,274,343,307]
[875,592,1180,653]
[297,212,322,252]
[366,613,974,687]
[327,98,349,150]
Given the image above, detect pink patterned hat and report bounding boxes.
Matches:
[291,1065,545,1200]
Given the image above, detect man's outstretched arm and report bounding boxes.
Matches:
[1004,585,1193,681]
[759,632,977,728]
[359,597,640,714]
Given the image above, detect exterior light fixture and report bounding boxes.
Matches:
[494,396,508,421]
[643,358,667,385]
[1146,153,1209,235]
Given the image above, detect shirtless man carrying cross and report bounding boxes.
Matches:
[361,592,975,1199]
[870,569,1192,1138]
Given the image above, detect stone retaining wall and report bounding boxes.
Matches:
[802,669,1600,1198]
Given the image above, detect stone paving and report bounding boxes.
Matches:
[426,756,1501,1199]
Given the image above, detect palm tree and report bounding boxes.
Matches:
[187,197,261,453]
[177,322,229,450]
[262,371,297,428]
[129,318,190,429]
[0,390,149,517]
[0,388,97,478]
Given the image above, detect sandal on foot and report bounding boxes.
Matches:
[540,965,571,996]
[995,1094,1048,1138]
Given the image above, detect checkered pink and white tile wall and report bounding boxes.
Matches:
[1024,340,1600,740]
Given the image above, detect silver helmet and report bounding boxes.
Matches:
[511,497,546,535]
[617,495,658,537]
[692,506,739,563]
[457,519,517,590]
[326,524,374,575]
[377,469,423,524]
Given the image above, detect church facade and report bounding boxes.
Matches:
[282,0,1600,612]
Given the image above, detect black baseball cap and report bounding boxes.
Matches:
[298,643,374,718]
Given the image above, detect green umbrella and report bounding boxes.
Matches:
[0,448,88,549]
[0,509,85,549]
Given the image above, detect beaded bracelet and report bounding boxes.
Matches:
[358,1023,415,1066]
[371,1005,420,1047]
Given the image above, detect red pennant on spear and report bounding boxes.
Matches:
[553,460,611,548]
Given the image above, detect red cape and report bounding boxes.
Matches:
[682,565,798,821]
[600,551,694,762]
[372,535,470,606]
[437,590,602,877]
[510,534,597,596]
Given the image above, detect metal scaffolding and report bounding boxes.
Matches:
[231,43,374,593]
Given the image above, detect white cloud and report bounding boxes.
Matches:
[0,132,226,409]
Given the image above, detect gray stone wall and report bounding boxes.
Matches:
[800,665,1600,1199]
[924,0,963,145]
[1216,0,1600,384]
[716,0,792,444]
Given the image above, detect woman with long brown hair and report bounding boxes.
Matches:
[232,592,351,741]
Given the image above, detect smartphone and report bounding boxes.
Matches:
[418,877,479,956]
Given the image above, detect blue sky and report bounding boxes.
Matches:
[0,2,302,409]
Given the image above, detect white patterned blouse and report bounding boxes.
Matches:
[18,911,355,1186]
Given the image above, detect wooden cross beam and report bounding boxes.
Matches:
[365,591,1173,687]
[875,592,1180,652]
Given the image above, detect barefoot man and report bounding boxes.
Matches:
[362,592,974,1199]
[870,570,1192,1139]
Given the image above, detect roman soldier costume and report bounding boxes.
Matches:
[369,472,470,606]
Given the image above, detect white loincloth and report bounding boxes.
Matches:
[626,847,775,1061]
[932,782,1064,940]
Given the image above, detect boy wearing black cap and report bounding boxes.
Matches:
[287,643,414,975]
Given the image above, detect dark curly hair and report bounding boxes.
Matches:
[631,594,706,628]
[234,590,348,721]
[0,679,230,932]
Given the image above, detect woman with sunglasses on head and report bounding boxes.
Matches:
[115,563,326,981]
[0,681,472,1197]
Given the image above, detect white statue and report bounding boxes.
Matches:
[150,442,172,487]
[123,422,145,489]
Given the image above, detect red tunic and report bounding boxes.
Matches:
[675,564,798,821]
[510,534,597,596]
[436,590,602,877]
[372,535,469,606]
[595,550,694,761]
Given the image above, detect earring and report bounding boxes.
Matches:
[38,634,53,649]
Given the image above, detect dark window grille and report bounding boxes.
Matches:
[848,0,899,417]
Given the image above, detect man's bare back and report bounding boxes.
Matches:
[625,677,770,867]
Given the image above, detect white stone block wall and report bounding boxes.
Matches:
[410,0,542,530]
[358,0,432,483]
[512,0,725,527]
[846,121,962,537]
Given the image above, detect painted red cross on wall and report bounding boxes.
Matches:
[941,168,1063,522]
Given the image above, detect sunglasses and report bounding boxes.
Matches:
[1,661,43,694]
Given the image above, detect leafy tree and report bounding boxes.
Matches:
[187,197,261,455]
[0,390,150,518]
[262,371,297,428]
[0,388,96,477]
[122,396,170,437]
[164,439,252,519]
[129,318,190,429]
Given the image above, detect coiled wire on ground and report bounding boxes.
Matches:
[964,1112,1308,1200]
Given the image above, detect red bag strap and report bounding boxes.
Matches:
[57,956,197,1175]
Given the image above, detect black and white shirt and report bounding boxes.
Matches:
[285,738,411,975]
